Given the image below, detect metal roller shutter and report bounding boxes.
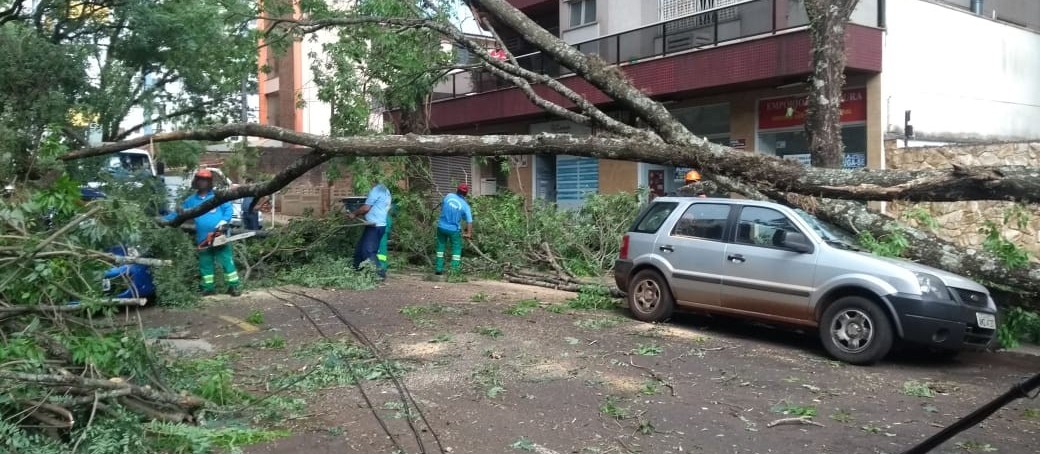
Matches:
[556,155,599,209]
[429,156,472,197]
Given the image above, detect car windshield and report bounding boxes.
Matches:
[792,209,861,250]
[106,153,150,173]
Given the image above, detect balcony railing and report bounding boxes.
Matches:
[432,0,877,101]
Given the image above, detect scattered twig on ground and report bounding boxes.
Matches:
[714,400,751,412]
[627,358,676,397]
[669,346,730,362]
[767,416,824,428]
[616,437,638,453]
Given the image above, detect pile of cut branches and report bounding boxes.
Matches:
[0,182,235,451]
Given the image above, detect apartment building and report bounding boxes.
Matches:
[257,0,388,142]
[421,0,1040,206]
[255,3,502,197]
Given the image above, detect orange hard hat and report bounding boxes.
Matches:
[684,170,702,183]
[195,169,213,179]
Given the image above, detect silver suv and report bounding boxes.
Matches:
[614,197,998,364]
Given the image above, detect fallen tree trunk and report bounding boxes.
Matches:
[64,126,1040,208]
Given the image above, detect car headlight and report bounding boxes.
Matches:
[914,272,950,300]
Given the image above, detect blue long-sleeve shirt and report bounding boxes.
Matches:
[164,191,233,245]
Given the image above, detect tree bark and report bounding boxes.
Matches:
[805,0,859,168]
[66,124,1040,206]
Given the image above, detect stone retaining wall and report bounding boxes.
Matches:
[886,141,1040,258]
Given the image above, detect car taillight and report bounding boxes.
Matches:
[619,234,630,260]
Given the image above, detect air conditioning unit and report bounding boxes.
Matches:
[480,178,498,196]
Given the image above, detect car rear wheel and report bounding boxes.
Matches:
[819,296,894,365]
[627,270,674,322]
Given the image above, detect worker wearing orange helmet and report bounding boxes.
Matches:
[167,169,240,296]
[682,170,708,198]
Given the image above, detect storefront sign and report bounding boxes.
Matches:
[783,154,811,166]
[844,153,866,169]
[674,167,692,182]
[782,153,868,169]
[758,88,867,130]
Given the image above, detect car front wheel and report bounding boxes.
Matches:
[627,269,675,323]
[819,296,894,365]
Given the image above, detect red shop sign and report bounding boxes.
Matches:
[758,88,867,130]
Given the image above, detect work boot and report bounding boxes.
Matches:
[227,286,241,297]
[201,289,216,296]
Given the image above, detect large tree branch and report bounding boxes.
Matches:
[468,0,698,146]
[63,123,1040,204]
[163,149,331,226]
[0,0,26,27]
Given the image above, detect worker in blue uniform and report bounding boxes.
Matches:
[434,183,473,275]
[166,169,240,296]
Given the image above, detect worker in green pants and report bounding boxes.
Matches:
[434,183,473,275]
[377,203,397,270]
[164,169,240,296]
[198,245,237,294]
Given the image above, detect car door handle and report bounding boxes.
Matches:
[727,254,745,263]
[659,245,674,253]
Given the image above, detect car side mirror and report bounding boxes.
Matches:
[156,161,166,176]
[781,231,814,253]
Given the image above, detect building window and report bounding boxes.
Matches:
[672,103,730,138]
[568,0,597,27]
[664,104,731,191]
[756,88,868,169]
[662,0,740,26]
[455,46,472,65]
[265,93,281,128]
[757,127,868,169]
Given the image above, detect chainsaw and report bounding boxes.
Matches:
[197,224,256,250]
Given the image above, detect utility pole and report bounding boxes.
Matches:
[903,110,913,147]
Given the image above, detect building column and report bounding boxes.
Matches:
[866,73,883,169]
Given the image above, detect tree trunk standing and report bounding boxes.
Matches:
[804,0,859,168]
[398,98,436,193]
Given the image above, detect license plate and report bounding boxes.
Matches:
[976,312,996,329]
[101,278,111,292]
